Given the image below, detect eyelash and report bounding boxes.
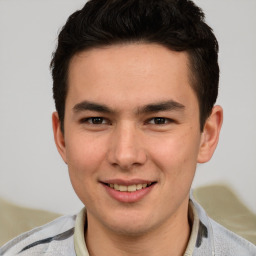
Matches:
[80,117,174,126]
[80,117,110,125]
[146,117,173,125]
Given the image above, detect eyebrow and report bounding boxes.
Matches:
[73,101,113,114]
[73,100,185,115]
[137,100,185,114]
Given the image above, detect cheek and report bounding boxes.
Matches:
[149,130,201,177]
[65,134,106,180]
[64,134,107,205]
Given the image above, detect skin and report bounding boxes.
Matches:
[52,43,223,256]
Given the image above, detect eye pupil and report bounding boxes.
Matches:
[154,118,165,124]
[92,117,103,124]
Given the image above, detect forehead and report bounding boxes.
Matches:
[69,43,190,81]
[66,43,197,111]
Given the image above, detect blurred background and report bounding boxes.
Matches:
[0,0,255,215]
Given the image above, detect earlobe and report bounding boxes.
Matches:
[197,105,223,163]
[52,112,67,163]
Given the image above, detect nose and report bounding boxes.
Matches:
[107,122,147,170]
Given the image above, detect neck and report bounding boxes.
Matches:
[85,204,191,256]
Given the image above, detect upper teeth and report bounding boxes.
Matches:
[109,183,151,192]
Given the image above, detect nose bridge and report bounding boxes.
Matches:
[108,121,146,169]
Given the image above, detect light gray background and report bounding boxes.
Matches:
[0,0,255,215]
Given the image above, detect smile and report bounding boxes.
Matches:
[107,183,153,192]
[102,181,156,203]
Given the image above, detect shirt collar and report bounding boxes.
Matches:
[73,199,213,256]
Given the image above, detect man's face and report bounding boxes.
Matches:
[54,44,205,235]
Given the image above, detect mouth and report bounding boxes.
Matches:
[105,182,156,192]
[101,180,156,203]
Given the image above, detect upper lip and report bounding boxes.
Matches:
[101,179,156,186]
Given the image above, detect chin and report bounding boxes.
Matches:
[109,223,152,237]
[104,213,156,236]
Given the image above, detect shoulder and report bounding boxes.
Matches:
[0,214,77,256]
[209,218,256,256]
[191,197,256,256]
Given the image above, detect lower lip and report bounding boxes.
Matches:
[103,184,155,203]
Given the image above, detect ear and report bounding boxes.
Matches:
[197,105,223,163]
[52,112,67,164]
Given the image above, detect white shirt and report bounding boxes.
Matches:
[1,198,255,255]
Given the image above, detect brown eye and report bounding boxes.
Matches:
[148,117,168,125]
[154,118,166,124]
[90,117,105,124]
[81,117,108,125]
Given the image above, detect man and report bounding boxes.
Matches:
[1,0,255,255]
